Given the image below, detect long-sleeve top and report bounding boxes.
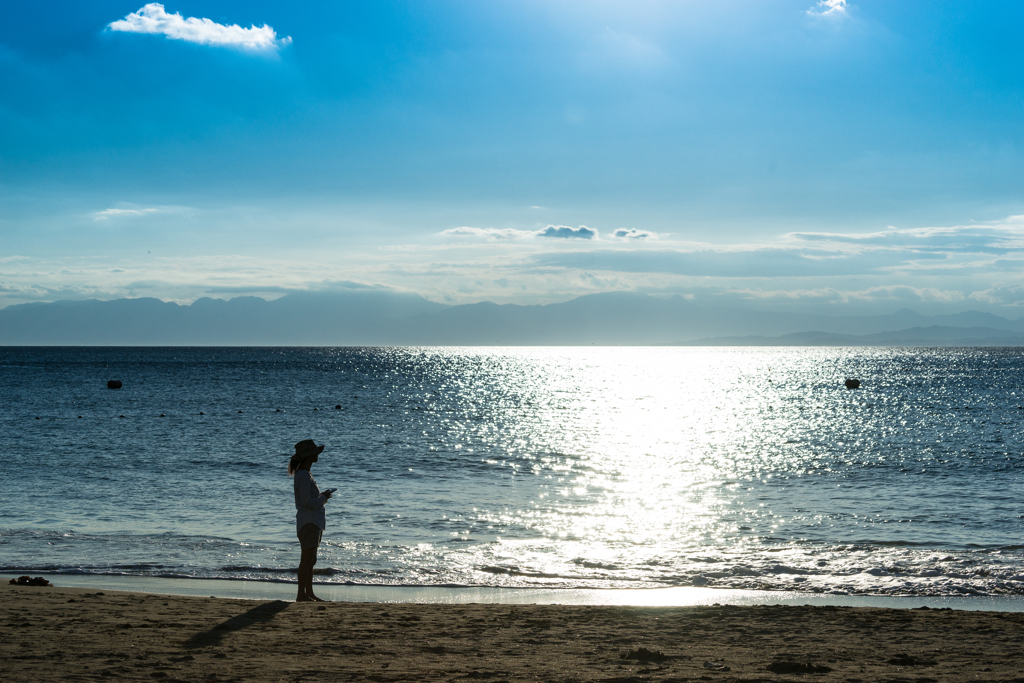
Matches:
[293,469,326,532]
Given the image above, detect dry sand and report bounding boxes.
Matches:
[3,582,1024,682]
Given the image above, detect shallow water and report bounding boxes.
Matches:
[2,346,1023,596]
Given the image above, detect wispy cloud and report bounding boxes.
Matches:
[439,227,538,240]
[786,223,1024,255]
[711,285,968,307]
[107,3,291,51]
[439,225,597,240]
[93,208,160,221]
[808,0,848,17]
[970,285,1024,307]
[203,285,294,294]
[532,222,1024,278]
[533,248,922,278]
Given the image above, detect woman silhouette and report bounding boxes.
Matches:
[288,439,332,602]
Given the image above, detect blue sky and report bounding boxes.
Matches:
[3,0,1024,314]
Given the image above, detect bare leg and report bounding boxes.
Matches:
[297,547,317,602]
[305,549,325,601]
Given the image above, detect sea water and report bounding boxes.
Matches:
[1,346,1022,597]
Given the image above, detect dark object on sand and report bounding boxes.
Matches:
[621,647,669,662]
[887,654,935,666]
[107,380,123,389]
[767,661,832,674]
[844,378,861,389]
[9,576,51,587]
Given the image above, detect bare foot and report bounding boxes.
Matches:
[309,595,327,602]
[296,595,312,602]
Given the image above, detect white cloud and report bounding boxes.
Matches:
[538,225,597,239]
[727,285,966,304]
[108,3,291,51]
[787,223,1024,255]
[439,225,597,240]
[439,227,538,240]
[93,208,160,221]
[612,228,659,240]
[970,285,1024,307]
[808,0,848,17]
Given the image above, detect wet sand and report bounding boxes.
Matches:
[4,582,1024,682]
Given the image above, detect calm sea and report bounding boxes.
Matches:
[1,346,1022,597]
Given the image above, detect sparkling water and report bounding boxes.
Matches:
[2,346,1023,596]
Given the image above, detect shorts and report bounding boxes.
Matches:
[297,523,323,550]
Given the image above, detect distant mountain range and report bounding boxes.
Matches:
[3,290,1024,346]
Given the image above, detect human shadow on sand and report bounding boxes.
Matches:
[184,600,290,649]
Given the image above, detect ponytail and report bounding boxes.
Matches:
[287,455,302,476]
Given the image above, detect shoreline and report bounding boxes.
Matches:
[5,582,1024,682]
[6,573,1024,612]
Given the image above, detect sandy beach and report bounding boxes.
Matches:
[4,583,1024,682]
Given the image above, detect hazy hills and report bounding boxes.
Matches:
[3,290,1024,346]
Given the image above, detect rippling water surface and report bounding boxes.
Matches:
[2,346,1023,596]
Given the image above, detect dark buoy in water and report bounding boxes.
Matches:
[844,378,861,389]
[335,404,341,409]
[199,412,204,415]
[238,410,243,414]
[313,407,319,411]
[159,414,166,417]
[107,380,122,389]
[275,408,282,412]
